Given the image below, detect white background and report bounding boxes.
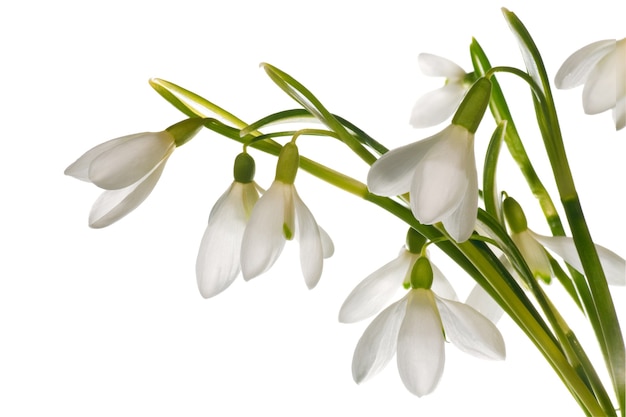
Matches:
[1,1,624,416]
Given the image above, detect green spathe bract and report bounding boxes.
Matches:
[233,152,256,184]
[451,77,492,133]
[503,197,528,233]
[275,142,299,184]
[166,117,205,147]
[410,257,433,290]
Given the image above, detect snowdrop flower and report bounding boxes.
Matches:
[240,142,334,289]
[351,256,505,397]
[196,152,262,298]
[410,53,474,128]
[339,228,456,323]
[555,38,626,130]
[504,197,625,286]
[368,78,492,242]
[65,118,204,228]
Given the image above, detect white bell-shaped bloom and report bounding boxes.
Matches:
[65,131,176,228]
[555,38,626,130]
[351,287,505,397]
[240,143,333,288]
[240,180,333,288]
[368,124,478,242]
[339,248,456,323]
[530,231,625,286]
[504,197,625,286]
[196,181,262,298]
[410,53,470,128]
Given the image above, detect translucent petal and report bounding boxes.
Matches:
[293,189,324,289]
[582,49,616,114]
[440,138,477,242]
[418,53,466,79]
[64,134,142,182]
[240,182,288,281]
[367,135,438,197]
[397,289,444,397]
[431,262,458,300]
[530,231,625,286]
[617,40,626,130]
[511,231,551,280]
[319,226,334,258]
[615,96,626,130]
[410,84,467,128]
[196,183,259,298]
[410,125,471,225]
[89,131,175,190]
[88,158,167,228]
[436,296,506,360]
[465,284,504,324]
[554,40,614,89]
[352,296,408,384]
[339,251,414,323]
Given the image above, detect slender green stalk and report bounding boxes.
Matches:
[503,8,624,415]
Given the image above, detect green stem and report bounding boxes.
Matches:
[502,9,624,414]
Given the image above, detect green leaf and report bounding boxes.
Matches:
[260,63,378,166]
[502,9,625,414]
[482,120,506,223]
[149,78,248,129]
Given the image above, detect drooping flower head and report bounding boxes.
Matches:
[65,118,204,228]
[350,255,505,397]
[410,53,475,128]
[504,197,625,286]
[555,38,626,130]
[196,152,262,298]
[240,142,334,289]
[339,228,457,324]
[368,78,492,242]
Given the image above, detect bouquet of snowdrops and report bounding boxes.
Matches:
[65,8,625,416]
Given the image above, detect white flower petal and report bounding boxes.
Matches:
[530,231,625,286]
[88,158,167,228]
[293,189,325,289]
[196,183,259,298]
[616,40,626,130]
[511,230,552,280]
[240,182,287,280]
[614,96,626,131]
[410,84,467,128]
[339,251,415,323]
[431,262,458,300]
[582,49,616,114]
[436,296,506,360]
[440,138,477,242]
[319,226,334,258]
[64,134,142,182]
[367,135,438,197]
[554,40,615,89]
[397,289,445,397]
[418,53,466,79]
[465,284,504,324]
[89,131,175,190]
[410,125,471,225]
[352,296,408,384]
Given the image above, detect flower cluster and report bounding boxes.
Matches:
[65,14,625,413]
